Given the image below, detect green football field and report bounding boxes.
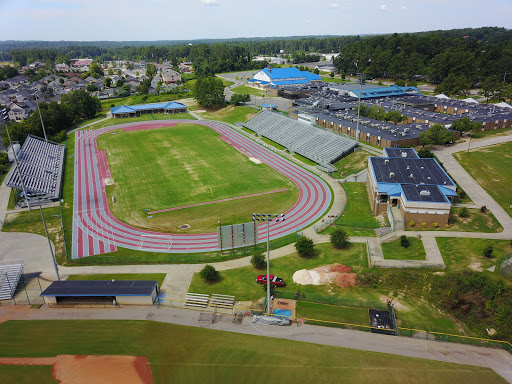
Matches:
[97,123,298,233]
[0,320,506,384]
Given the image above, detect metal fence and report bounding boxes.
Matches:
[0,274,44,306]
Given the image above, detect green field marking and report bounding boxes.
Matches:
[407,207,503,232]
[292,154,317,166]
[230,85,265,97]
[188,243,368,300]
[0,320,505,384]
[0,365,57,384]
[331,150,371,179]
[436,238,512,271]
[335,183,381,228]
[66,273,167,286]
[97,123,298,233]
[381,237,426,260]
[454,142,512,218]
[195,105,258,124]
[260,137,286,150]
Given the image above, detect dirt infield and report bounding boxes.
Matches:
[0,355,153,384]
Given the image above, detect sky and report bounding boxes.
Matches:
[0,0,511,41]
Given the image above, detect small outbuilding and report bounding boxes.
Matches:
[40,280,159,306]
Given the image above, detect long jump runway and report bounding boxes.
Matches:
[71,120,332,258]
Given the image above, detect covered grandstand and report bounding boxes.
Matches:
[110,101,187,118]
[5,135,64,207]
[243,111,356,172]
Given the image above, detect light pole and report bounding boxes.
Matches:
[355,73,365,143]
[35,93,48,143]
[466,132,472,154]
[267,64,273,112]
[252,212,285,315]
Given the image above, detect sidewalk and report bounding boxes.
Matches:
[1,304,511,383]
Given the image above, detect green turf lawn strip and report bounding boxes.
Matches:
[454,142,512,218]
[0,320,506,384]
[66,273,167,287]
[292,154,317,166]
[381,237,426,260]
[260,137,286,150]
[241,127,254,134]
[189,243,368,300]
[230,85,265,96]
[331,150,371,179]
[335,182,381,229]
[297,301,371,326]
[469,126,512,139]
[436,238,512,272]
[0,365,57,384]
[97,123,298,233]
[407,207,502,233]
[321,225,377,237]
[320,76,349,83]
[196,105,257,124]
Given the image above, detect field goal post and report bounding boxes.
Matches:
[139,234,172,251]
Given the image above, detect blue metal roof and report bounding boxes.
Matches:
[260,103,278,109]
[111,101,186,114]
[351,85,409,99]
[377,183,402,196]
[262,67,304,80]
[303,71,322,80]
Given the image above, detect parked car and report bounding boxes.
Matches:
[256,274,285,287]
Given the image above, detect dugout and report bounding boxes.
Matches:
[369,309,396,335]
[40,280,159,306]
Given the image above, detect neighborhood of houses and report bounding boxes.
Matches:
[0,58,188,122]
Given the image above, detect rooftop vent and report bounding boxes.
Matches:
[420,190,431,196]
[401,152,408,157]
[410,173,414,178]
[384,159,389,165]
[389,172,395,178]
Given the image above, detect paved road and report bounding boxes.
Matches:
[1,304,511,383]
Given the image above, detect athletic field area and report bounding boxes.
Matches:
[72,120,331,258]
[0,320,506,384]
[97,123,297,233]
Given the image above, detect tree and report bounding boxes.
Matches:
[459,207,469,218]
[295,236,315,257]
[60,90,101,121]
[104,77,113,88]
[200,264,219,281]
[193,77,225,109]
[450,117,481,133]
[435,73,471,99]
[330,72,334,78]
[135,79,151,94]
[230,93,250,106]
[479,76,500,103]
[395,79,406,86]
[419,124,456,146]
[406,80,417,87]
[483,245,494,258]
[417,146,434,158]
[400,235,410,248]
[330,228,349,249]
[385,110,406,125]
[58,78,64,84]
[86,83,98,92]
[251,253,266,269]
[314,68,320,75]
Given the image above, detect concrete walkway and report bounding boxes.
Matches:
[1,304,511,383]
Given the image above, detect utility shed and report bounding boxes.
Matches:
[40,280,159,306]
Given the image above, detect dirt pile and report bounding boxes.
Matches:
[293,264,356,288]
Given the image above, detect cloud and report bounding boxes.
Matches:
[400,5,408,11]
[200,0,219,5]
[379,3,389,11]
[304,18,312,23]
[329,2,339,9]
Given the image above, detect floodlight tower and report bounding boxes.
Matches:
[35,93,48,143]
[355,73,365,144]
[252,212,285,315]
[267,64,273,112]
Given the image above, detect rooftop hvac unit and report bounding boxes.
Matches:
[402,152,408,158]
[409,173,414,178]
[404,128,410,133]
[400,132,407,136]
[389,172,395,178]
[384,159,389,165]
[420,190,431,196]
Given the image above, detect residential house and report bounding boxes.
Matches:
[7,100,36,121]
[161,70,181,83]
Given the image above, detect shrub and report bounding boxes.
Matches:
[459,207,469,218]
[432,222,439,228]
[251,253,266,269]
[295,236,315,257]
[481,206,487,213]
[421,222,427,228]
[400,235,410,248]
[200,264,219,281]
[409,220,415,227]
[445,224,450,228]
[330,228,349,249]
[458,189,466,199]
[483,245,494,258]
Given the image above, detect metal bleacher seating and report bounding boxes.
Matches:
[244,111,356,168]
[0,260,24,301]
[5,135,65,203]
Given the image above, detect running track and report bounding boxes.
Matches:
[71,120,332,258]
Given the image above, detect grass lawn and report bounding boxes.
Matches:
[74,113,108,128]
[436,238,512,272]
[98,123,298,233]
[470,126,512,139]
[195,105,258,124]
[320,76,349,83]
[293,154,317,166]
[189,243,368,300]
[381,237,426,260]
[241,127,254,135]
[260,137,286,150]
[321,225,377,237]
[297,301,370,326]
[454,142,512,218]
[335,183,381,229]
[407,207,502,232]
[66,273,167,287]
[221,79,235,87]
[0,365,57,384]
[331,150,371,179]
[230,85,265,97]
[0,320,504,384]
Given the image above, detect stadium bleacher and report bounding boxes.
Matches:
[5,135,64,204]
[0,260,24,301]
[244,111,356,171]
